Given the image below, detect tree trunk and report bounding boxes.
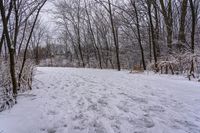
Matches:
[0,33,4,56]
[85,0,102,69]
[189,0,197,75]
[160,0,173,52]
[147,0,158,71]
[132,1,146,70]
[77,0,85,67]
[108,0,121,71]
[18,1,47,87]
[178,0,188,51]
[148,24,152,63]
[0,1,18,96]
[153,2,160,57]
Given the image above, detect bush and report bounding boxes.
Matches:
[0,59,35,112]
[147,52,200,78]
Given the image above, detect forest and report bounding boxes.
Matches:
[0,0,200,133]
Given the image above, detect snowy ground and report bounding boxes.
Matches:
[0,67,200,133]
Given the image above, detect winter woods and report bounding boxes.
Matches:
[1,0,200,110]
[45,0,200,76]
[0,0,47,110]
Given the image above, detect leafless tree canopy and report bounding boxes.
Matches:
[47,0,200,74]
[0,0,47,109]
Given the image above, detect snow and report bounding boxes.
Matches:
[0,67,200,133]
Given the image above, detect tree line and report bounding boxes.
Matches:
[1,0,200,102]
[47,0,199,76]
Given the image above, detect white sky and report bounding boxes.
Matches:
[40,0,56,32]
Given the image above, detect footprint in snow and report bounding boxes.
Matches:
[40,128,57,133]
[111,123,121,133]
[47,110,58,116]
[73,126,85,131]
[88,120,107,133]
[77,98,85,107]
[117,105,129,113]
[65,84,69,87]
[97,98,108,107]
[118,93,147,104]
[148,105,165,113]
[87,104,100,112]
[47,128,57,133]
[144,85,152,89]
[60,87,65,90]
[51,96,57,100]
[128,116,155,128]
[86,97,93,104]
[171,119,200,133]
[50,83,55,86]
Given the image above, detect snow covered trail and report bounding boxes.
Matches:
[0,67,200,133]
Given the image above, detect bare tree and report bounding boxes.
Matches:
[159,0,173,52]
[147,0,158,71]
[0,0,48,97]
[178,0,188,51]
[84,0,102,69]
[189,0,199,75]
[0,0,17,96]
[131,0,146,70]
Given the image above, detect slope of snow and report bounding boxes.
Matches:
[0,67,200,133]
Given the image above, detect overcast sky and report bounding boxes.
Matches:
[40,0,55,32]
